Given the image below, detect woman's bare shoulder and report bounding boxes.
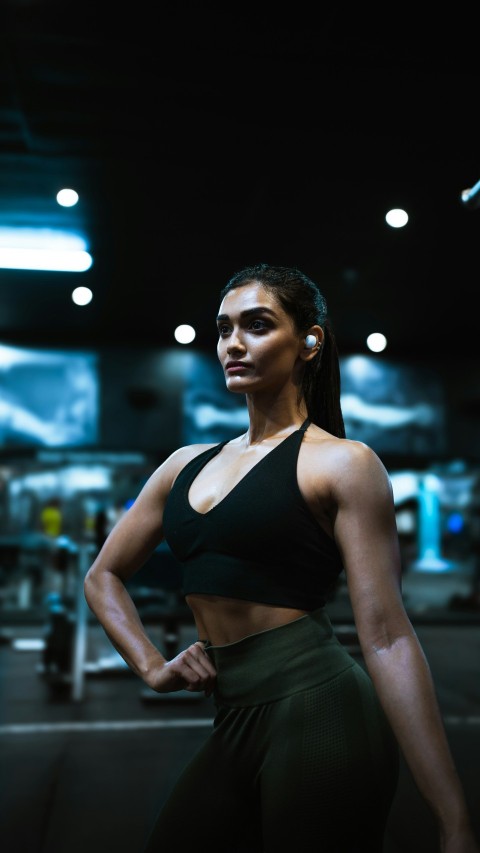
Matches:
[304,427,390,487]
[131,441,223,507]
[159,441,222,479]
[305,425,376,460]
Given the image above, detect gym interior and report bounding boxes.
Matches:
[0,346,479,853]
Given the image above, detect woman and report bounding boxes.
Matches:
[84,264,478,852]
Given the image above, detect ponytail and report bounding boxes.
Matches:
[303,320,345,438]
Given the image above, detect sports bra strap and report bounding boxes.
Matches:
[299,417,311,433]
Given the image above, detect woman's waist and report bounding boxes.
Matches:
[187,593,310,646]
[202,606,357,707]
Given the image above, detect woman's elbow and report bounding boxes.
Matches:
[83,569,96,608]
[83,562,105,608]
[355,608,415,657]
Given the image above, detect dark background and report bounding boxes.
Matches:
[1,1,479,360]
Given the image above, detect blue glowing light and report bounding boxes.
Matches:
[446,512,464,534]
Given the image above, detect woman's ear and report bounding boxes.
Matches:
[300,325,324,360]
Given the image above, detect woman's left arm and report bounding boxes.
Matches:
[331,440,479,853]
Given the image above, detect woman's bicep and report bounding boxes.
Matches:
[85,464,173,584]
[332,444,410,651]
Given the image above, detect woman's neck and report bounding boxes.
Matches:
[243,410,309,445]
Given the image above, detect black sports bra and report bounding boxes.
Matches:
[162,418,344,610]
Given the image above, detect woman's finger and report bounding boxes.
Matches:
[166,643,216,691]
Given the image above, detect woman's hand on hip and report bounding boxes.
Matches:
[146,641,217,697]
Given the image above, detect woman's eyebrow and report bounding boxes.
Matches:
[216,307,276,323]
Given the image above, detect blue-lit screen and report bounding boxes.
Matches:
[0,344,99,447]
[182,353,446,457]
[340,355,446,456]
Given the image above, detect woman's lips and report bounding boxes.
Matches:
[226,363,248,373]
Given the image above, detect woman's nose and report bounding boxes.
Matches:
[227,331,245,352]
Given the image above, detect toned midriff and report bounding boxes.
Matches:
[186,593,309,646]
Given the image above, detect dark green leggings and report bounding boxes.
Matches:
[143,608,399,852]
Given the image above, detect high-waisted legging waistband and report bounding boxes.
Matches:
[204,607,356,707]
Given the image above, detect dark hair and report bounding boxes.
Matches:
[220,263,346,438]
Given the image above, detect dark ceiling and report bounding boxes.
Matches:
[1,1,480,360]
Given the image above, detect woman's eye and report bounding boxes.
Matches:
[218,324,230,336]
[250,319,267,331]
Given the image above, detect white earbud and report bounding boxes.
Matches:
[305,334,317,349]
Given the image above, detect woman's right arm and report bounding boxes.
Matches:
[83,450,217,695]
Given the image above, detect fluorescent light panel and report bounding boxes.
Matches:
[0,227,93,272]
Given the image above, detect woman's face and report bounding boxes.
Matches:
[216,282,302,395]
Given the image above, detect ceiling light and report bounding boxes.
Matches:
[0,227,93,272]
[56,188,79,207]
[385,208,409,228]
[174,324,196,344]
[72,286,93,306]
[366,332,387,353]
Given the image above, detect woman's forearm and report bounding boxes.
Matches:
[363,632,472,832]
[84,572,166,685]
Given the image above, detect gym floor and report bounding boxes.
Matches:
[1,574,479,853]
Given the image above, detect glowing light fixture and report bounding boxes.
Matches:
[0,227,93,272]
[56,188,79,207]
[174,324,196,344]
[366,332,387,353]
[72,286,93,306]
[385,208,409,228]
